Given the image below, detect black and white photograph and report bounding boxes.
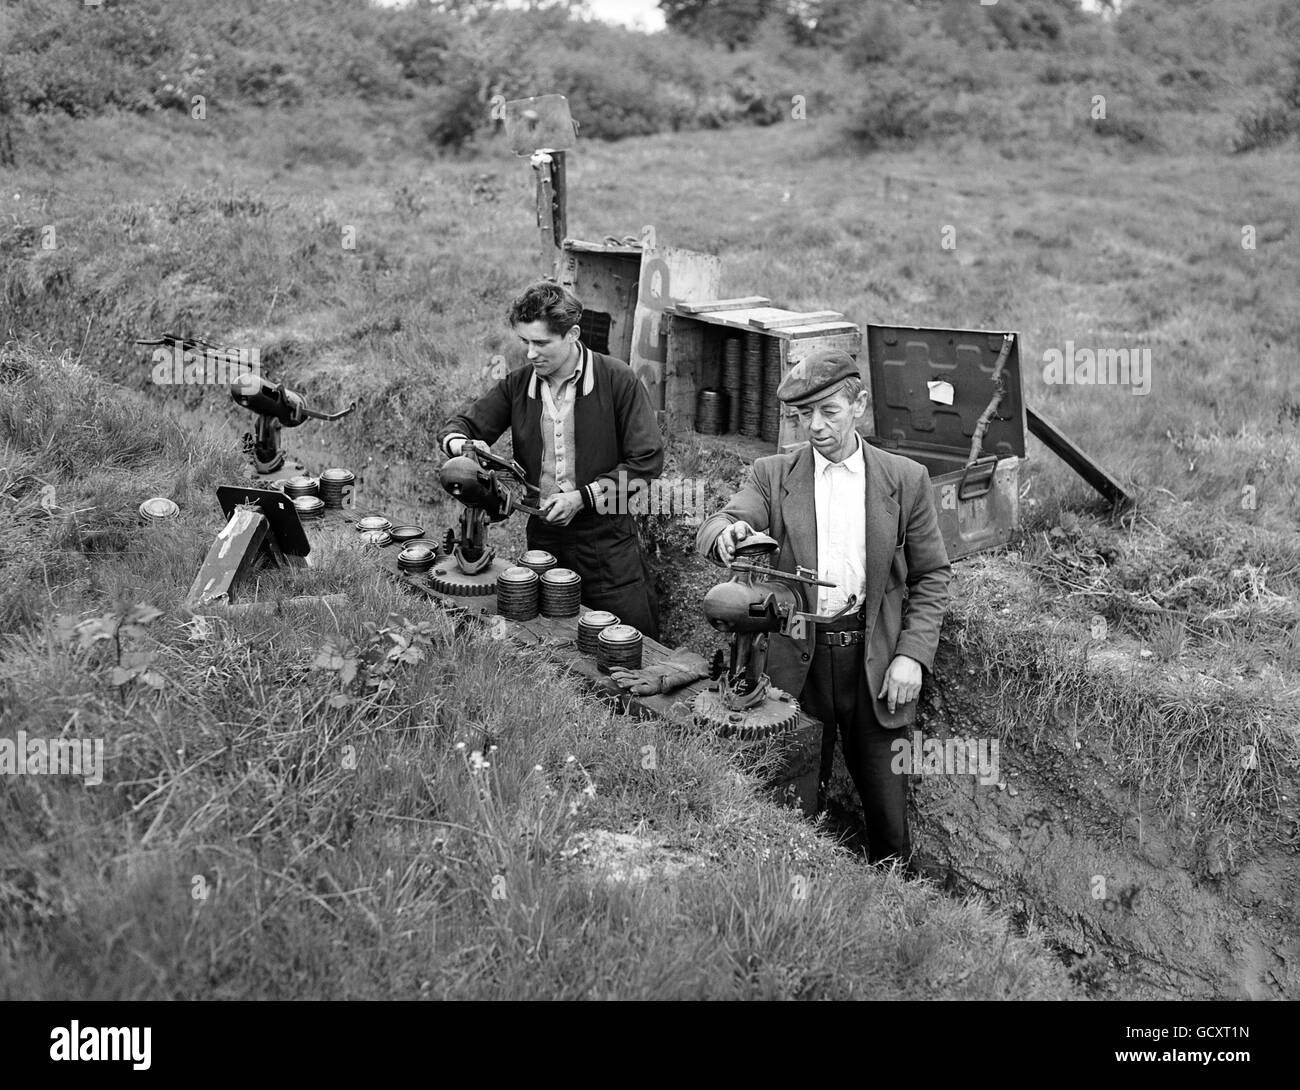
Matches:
[0,0,1295,1047]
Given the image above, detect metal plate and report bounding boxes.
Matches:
[930,456,1021,561]
[502,94,577,154]
[215,486,310,557]
[867,325,1026,459]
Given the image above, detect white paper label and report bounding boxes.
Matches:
[927,380,955,406]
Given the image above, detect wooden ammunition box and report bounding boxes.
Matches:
[557,239,643,363]
[557,237,722,412]
[663,299,862,457]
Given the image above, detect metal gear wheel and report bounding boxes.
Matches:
[427,559,507,597]
[693,688,799,740]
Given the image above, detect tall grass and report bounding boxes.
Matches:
[0,344,1074,998]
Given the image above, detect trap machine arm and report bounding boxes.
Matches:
[136,332,356,474]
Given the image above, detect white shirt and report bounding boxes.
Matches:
[812,435,867,616]
[538,346,585,497]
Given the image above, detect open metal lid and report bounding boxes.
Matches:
[866,325,1026,459]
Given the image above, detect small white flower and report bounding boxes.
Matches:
[533,764,544,773]
[565,754,576,764]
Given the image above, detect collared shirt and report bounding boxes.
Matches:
[537,344,586,499]
[812,434,867,616]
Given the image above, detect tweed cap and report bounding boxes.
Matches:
[776,348,860,406]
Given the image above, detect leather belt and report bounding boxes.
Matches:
[816,628,865,646]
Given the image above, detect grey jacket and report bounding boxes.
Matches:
[696,441,951,728]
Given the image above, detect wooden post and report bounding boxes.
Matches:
[551,150,567,252]
[533,149,566,277]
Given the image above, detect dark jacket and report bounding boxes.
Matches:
[696,441,951,728]
[439,347,664,518]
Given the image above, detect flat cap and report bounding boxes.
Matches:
[776,348,860,406]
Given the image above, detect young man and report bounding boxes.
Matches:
[440,281,664,639]
[695,349,951,864]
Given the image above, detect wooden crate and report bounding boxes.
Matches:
[663,299,862,458]
[557,237,722,412]
[556,239,642,363]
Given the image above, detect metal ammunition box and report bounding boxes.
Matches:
[863,324,1026,561]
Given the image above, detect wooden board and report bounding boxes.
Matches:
[1027,404,1133,508]
[674,296,771,315]
[781,321,861,337]
[666,304,857,340]
[561,238,642,255]
[187,508,272,608]
[628,244,723,409]
[749,311,844,330]
[376,549,821,733]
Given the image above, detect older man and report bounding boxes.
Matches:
[696,349,951,864]
[440,281,664,638]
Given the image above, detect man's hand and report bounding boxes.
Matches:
[715,520,756,565]
[450,437,490,458]
[541,490,584,526]
[877,654,923,715]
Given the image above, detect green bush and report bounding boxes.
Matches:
[842,69,930,149]
[544,48,665,140]
[1232,53,1300,153]
[1233,104,1294,153]
[840,7,904,70]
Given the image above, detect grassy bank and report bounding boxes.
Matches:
[2,72,1297,998]
[0,347,1073,998]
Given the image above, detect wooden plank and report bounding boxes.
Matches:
[663,312,706,430]
[678,307,794,334]
[672,296,771,315]
[785,332,863,366]
[628,245,723,411]
[380,558,820,733]
[187,508,271,608]
[782,321,860,337]
[561,238,641,255]
[749,311,844,330]
[1027,404,1133,508]
[379,551,824,811]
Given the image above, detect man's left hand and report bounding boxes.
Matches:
[877,654,923,714]
[541,490,584,526]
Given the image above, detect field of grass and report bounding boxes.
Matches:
[2,84,1297,998]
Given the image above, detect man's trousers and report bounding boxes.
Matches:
[526,511,659,641]
[800,612,910,865]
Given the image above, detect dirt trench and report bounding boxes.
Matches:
[811,638,1299,1000]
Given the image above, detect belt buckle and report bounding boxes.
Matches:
[836,631,853,646]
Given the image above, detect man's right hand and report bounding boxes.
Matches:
[715,520,755,565]
[450,437,490,458]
